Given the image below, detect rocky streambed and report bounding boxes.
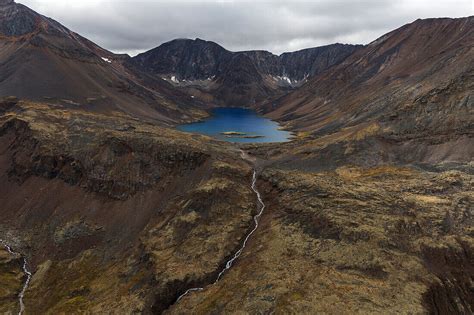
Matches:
[175,167,266,303]
[0,241,31,315]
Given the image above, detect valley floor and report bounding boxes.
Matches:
[0,100,472,314]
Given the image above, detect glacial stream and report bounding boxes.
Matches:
[1,241,32,315]
[176,164,266,302]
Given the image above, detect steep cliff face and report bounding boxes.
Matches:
[279,44,360,80]
[132,39,360,106]
[213,54,272,106]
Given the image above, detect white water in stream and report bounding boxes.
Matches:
[176,169,265,302]
[1,241,32,315]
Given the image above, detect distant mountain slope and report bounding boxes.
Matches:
[0,1,205,124]
[266,17,473,130]
[133,38,360,106]
[261,16,473,166]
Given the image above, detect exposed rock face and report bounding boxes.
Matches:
[133,39,360,106]
[422,239,474,314]
[213,54,271,106]
[241,44,360,81]
[0,2,38,37]
[0,105,209,200]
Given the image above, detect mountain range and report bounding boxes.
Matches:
[132,39,360,106]
[0,1,472,314]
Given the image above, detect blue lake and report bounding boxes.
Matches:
[177,107,292,143]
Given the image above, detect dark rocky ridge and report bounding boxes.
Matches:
[132,38,360,106]
[134,38,233,81]
[134,38,359,83]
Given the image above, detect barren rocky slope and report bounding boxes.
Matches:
[264,17,473,131]
[260,17,473,169]
[0,0,206,124]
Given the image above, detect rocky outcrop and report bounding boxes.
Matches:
[1,115,209,200]
[280,44,360,80]
[213,54,272,106]
[422,239,474,314]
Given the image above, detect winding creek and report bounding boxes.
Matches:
[176,163,266,303]
[1,241,32,315]
[1,153,264,311]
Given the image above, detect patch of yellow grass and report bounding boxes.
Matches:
[407,194,451,205]
[195,177,231,193]
[348,122,381,141]
[336,165,415,180]
[212,161,242,171]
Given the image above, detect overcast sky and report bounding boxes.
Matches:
[19,0,472,56]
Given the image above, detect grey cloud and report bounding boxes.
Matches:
[20,0,472,55]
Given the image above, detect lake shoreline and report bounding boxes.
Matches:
[177,107,293,143]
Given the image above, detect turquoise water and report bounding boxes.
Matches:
[177,108,292,143]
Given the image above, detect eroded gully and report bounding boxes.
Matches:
[1,240,32,315]
[175,150,265,303]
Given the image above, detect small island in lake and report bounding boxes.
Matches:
[241,135,265,139]
[221,131,265,139]
[178,108,291,143]
[221,131,247,136]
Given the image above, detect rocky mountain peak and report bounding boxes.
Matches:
[0,0,14,5]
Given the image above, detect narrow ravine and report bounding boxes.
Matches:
[1,240,32,315]
[176,166,266,302]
